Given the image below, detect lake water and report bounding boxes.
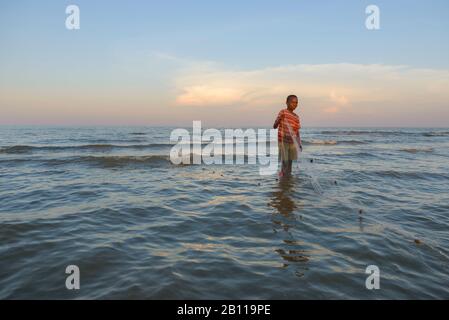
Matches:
[1,126,449,299]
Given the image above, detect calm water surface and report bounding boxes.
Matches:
[1,126,449,299]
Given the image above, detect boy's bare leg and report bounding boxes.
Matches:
[281,161,293,176]
[281,161,288,176]
[287,160,293,175]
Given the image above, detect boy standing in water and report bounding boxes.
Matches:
[273,95,302,177]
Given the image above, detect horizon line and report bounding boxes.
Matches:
[1,124,448,129]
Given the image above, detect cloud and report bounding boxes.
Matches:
[2,48,448,126]
[173,62,449,120]
[176,85,244,106]
[325,90,350,113]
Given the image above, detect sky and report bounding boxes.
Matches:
[0,0,448,127]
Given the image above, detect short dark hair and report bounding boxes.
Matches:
[286,95,298,103]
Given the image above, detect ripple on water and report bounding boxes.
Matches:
[1,127,449,298]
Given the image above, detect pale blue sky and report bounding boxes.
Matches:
[1,1,448,126]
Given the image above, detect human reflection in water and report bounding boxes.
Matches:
[269,176,309,276]
[270,176,297,229]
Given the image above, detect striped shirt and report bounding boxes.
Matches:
[275,108,301,144]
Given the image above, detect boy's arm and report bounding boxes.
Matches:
[273,111,283,129]
[297,131,302,151]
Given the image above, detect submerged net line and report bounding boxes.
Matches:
[285,121,323,194]
[282,122,449,261]
[284,121,368,215]
[284,121,366,209]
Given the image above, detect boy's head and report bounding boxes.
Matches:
[286,95,298,111]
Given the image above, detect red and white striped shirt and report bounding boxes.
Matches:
[275,108,301,144]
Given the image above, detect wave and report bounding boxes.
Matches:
[303,139,367,145]
[303,139,337,145]
[0,140,362,154]
[1,152,277,169]
[399,147,434,154]
[319,130,449,137]
[66,138,147,144]
[319,130,401,136]
[0,145,34,154]
[368,169,449,181]
[331,151,381,159]
[422,132,449,137]
[0,144,172,154]
[1,139,371,154]
[44,155,172,168]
